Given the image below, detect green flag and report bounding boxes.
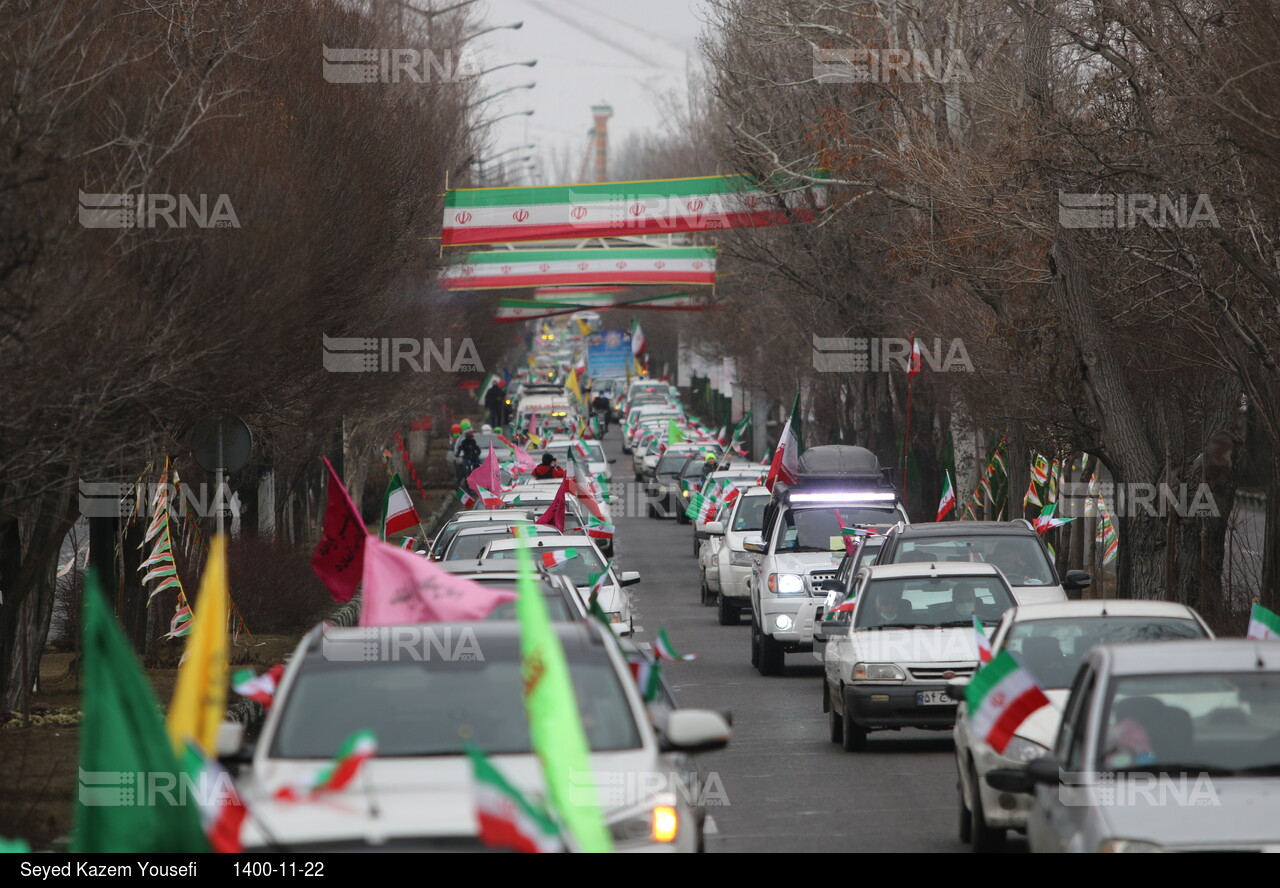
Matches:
[72,570,210,853]
[667,419,684,445]
[511,527,612,853]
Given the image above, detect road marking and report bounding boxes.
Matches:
[704,815,719,834]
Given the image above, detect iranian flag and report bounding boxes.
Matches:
[467,745,563,853]
[441,174,827,246]
[566,457,606,520]
[908,337,923,377]
[964,652,1049,754]
[585,518,614,541]
[936,471,956,521]
[380,473,420,539]
[476,486,505,509]
[654,627,696,662]
[631,318,648,370]
[1032,503,1072,535]
[275,731,378,801]
[825,595,857,620]
[730,409,752,450]
[765,393,803,492]
[441,247,717,291]
[1247,603,1280,641]
[974,617,993,664]
[181,742,248,853]
[629,659,662,703]
[231,663,285,709]
[456,488,477,509]
[587,563,613,601]
[540,549,578,569]
[685,492,715,523]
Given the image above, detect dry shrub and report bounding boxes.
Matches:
[225,536,332,636]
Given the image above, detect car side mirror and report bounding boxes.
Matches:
[945,677,970,701]
[817,619,849,637]
[215,720,245,756]
[619,570,641,586]
[818,579,843,592]
[742,535,766,554]
[985,768,1035,795]
[704,521,724,535]
[660,709,731,754]
[1026,755,1062,785]
[1064,569,1091,590]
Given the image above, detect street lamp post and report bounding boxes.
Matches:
[466,81,536,111]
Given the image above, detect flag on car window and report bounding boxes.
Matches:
[974,617,992,664]
[964,651,1049,754]
[540,548,578,569]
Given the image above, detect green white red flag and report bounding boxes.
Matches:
[964,651,1049,754]
[765,393,803,492]
[654,627,696,661]
[231,663,284,708]
[181,742,248,853]
[937,471,956,521]
[467,745,564,853]
[974,617,992,664]
[380,473,420,539]
[441,174,827,246]
[1247,603,1280,641]
[540,549,578,569]
[629,658,662,702]
[274,730,377,801]
[441,246,716,290]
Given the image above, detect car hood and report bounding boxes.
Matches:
[242,749,661,847]
[769,552,843,574]
[724,531,755,552]
[1093,778,1280,849]
[847,626,980,664]
[1009,584,1069,605]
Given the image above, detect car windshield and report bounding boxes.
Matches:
[1099,673,1280,774]
[894,535,1056,585]
[272,642,640,757]
[656,453,697,474]
[779,507,900,552]
[1005,617,1208,689]
[854,576,1014,628]
[445,525,556,561]
[486,594,572,621]
[485,545,605,587]
[732,494,769,532]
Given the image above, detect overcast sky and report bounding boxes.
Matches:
[471,0,708,185]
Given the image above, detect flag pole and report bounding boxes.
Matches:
[902,372,914,505]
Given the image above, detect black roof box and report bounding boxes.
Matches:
[798,445,881,478]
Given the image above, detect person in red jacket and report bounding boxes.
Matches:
[531,453,566,480]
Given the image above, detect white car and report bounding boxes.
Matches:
[439,522,563,562]
[699,486,770,625]
[429,509,537,561]
[480,535,637,636]
[747,487,908,676]
[987,640,1280,853]
[541,439,614,483]
[692,467,765,554]
[235,620,730,852]
[821,563,1016,751]
[952,600,1213,850]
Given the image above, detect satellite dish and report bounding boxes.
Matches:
[191,415,252,473]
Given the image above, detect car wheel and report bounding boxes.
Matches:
[828,686,844,744]
[842,704,868,752]
[958,783,973,844]
[749,615,760,667]
[717,594,738,625]
[758,632,784,676]
[969,764,1006,852]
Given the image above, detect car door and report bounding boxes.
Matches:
[1029,660,1098,852]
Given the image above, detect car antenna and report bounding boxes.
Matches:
[1257,644,1266,669]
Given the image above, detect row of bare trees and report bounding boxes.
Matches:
[618,0,1280,626]
[0,0,496,708]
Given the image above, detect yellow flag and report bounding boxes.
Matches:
[565,368,583,407]
[167,535,229,757]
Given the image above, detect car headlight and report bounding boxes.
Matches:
[1002,736,1049,764]
[773,614,793,631]
[767,572,805,595]
[607,794,680,844]
[853,662,906,681]
[730,550,753,566]
[607,611,624,624]
[681,489,690,498]
[1099,838,1162,853]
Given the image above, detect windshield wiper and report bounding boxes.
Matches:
[863,622,921,631]
[785,546,832,553]
[936,620,980,628]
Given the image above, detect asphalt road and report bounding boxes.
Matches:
[600,431,1014,853]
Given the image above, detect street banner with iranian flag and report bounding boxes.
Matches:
[311,457,368,603]
[441,246,716,290]
[380,473,420,539]
[360,537,515,626]
[765,393,803,492]
[965,651,1050,754]
[467,745,564,853]
[442,174,827,246]
[1247,603,1280,640]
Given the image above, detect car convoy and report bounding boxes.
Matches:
[228,324,1280,853]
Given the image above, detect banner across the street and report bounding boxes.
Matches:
[442,174,827,246]
[440,247,716,290]
[493,292,706,323]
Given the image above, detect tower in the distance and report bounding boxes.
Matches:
[591,103,613,182]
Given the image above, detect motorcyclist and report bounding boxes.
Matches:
[456,428,482,477]
[591,392,612,432]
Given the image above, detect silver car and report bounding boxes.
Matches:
[988,639,1280,852]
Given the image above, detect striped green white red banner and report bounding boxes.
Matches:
[1247,603,1280,640]
[442,247,715,290]
[965,651,1049,754]
[442,175,827,246]
[494,292,705,323]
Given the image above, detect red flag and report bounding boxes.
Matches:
[311,457,368,602]
[360,537,515,625]
[468,442,502,497]
[908,337,922,377]
[535,479,568,532]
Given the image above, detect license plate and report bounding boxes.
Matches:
[917,690,950,706]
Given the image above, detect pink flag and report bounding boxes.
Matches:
[535,478,568,532]
[498,434,536,474]
[359,537,516,626]
[467,442,502,498]
[312,457,369,603]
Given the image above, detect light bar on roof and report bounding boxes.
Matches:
[788,491,897,502]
